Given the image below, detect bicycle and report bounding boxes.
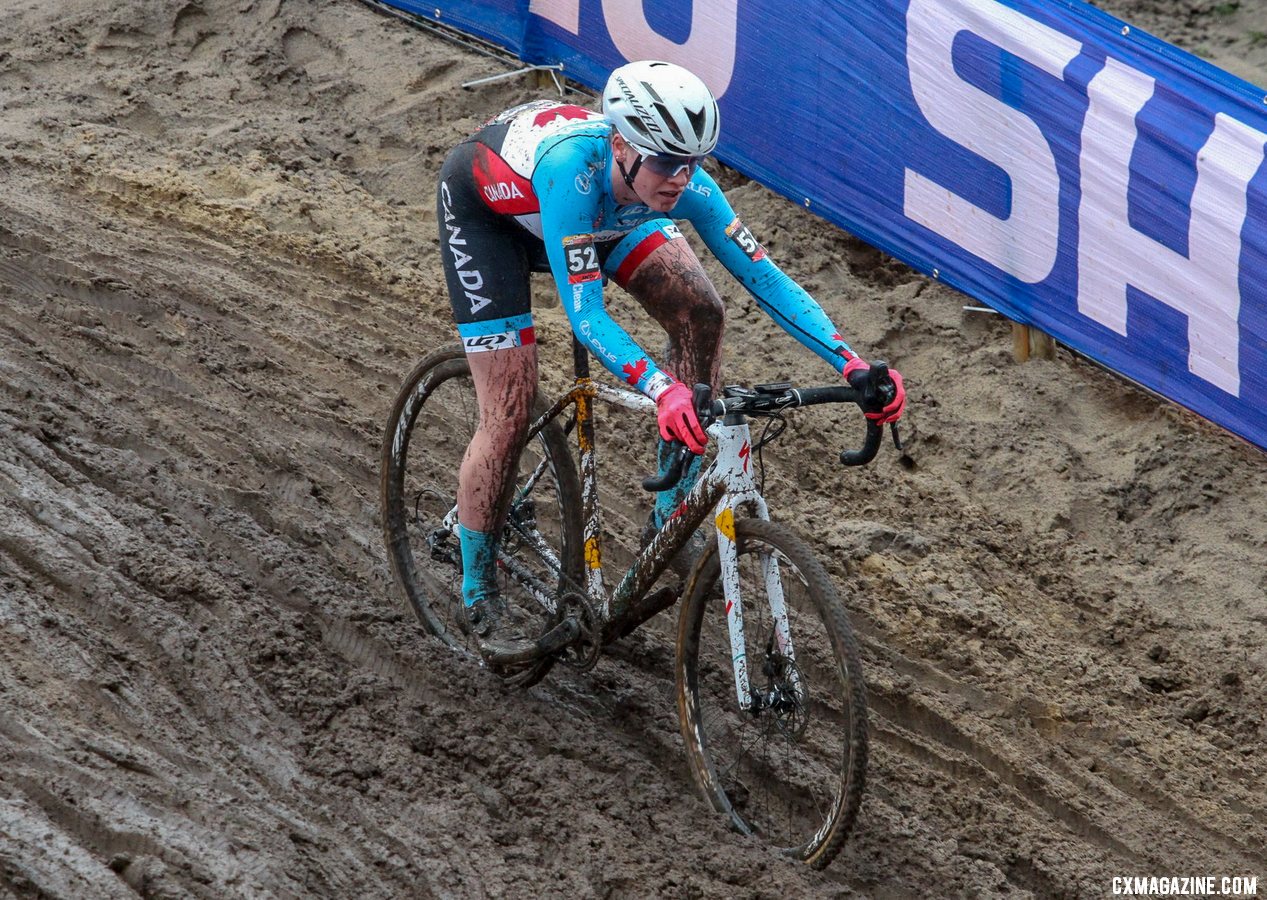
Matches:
[380,334,900,868]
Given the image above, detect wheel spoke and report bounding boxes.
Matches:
[380,351,583,687]
[677,518,867,868]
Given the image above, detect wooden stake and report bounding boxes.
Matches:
[1030,328,1056,360]
[1012,322,1056,362]
[1012,322,1031,362]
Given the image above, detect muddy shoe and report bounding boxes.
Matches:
[640,512,708,579]
[466,594,531,657]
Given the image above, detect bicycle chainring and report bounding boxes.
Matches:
[495,655,553,688]
[557,590,601,672]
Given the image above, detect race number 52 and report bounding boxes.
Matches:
[563,234,601,283]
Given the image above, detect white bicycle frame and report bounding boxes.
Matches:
[575,380,798,713]
[440,374,799,712]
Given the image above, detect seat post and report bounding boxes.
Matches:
[571,333,591,379]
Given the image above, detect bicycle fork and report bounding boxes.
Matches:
[710,421,799,713]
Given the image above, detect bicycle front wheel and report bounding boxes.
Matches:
[380,347,583,662]
[676,517,868,869]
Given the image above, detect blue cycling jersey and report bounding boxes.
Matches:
[456,101,859,397]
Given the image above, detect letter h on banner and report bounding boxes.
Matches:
[1078,57,1267,397]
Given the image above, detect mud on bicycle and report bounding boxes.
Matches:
[380,333,901,868]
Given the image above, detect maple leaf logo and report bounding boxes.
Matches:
[621,359,649,386]
[533,105,592,128]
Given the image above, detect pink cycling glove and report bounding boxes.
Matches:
[843,357,907,424]
[655,381,708,454]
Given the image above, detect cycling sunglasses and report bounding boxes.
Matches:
[639,152,705,178]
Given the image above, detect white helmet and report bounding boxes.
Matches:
[602,60,720,157]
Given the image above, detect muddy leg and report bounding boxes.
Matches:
[457,345,537,605]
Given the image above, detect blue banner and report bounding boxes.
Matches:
[388,0,1267,451]
[386,0,527,54]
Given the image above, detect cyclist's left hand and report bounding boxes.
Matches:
[843,357,906,424]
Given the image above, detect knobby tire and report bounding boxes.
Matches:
[380,347,583,684]
[676,517,868,869]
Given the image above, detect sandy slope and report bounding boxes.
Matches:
[0,0,1264,896]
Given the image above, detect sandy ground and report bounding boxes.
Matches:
[1,0,1264,896]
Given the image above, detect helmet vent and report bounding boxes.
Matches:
[685,106,708,140]
[624,115,652,140]
[601,60,720,156]
[653,101,687,146]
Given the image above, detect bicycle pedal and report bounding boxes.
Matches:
[480,617,577,668]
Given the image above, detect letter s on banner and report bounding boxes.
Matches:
[1077,57,1267,397]
[529,0,738,97]
[904,0,1082,283]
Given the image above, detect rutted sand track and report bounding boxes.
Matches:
[1,0,1264,896]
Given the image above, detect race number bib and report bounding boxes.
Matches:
[563,234,601,283]
[725,217,767,262]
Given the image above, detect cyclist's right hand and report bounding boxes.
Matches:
[656,381,708,454]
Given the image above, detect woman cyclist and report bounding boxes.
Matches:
[436,59,906,656]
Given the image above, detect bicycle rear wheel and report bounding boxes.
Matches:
[676,517,867,869]
[380,347,583,670]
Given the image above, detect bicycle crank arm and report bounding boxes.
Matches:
[486,617,581,666]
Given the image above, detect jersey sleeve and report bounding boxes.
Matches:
[533,142,676,399]
[678,169,859,374]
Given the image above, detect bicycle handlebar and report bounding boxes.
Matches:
[641,365,903,491]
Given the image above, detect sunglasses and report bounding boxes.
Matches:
[638,152,705,178]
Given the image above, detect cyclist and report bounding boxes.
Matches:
[437,59,905,656]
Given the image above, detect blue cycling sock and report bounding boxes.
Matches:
[458,524,498,608]
[653,438,704,529]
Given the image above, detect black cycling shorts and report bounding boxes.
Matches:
[437,139,553,334]
[437,138,679,354]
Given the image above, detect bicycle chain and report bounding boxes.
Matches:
[454,512,599,687]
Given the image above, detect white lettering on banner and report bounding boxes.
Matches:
[904,0,1082,283]
[528,0,738,97]
[528,0,578,33]
[1078,57,1267,397]
[905,0,1266,397]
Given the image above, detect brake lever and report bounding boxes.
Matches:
[841,362,903,466]
[642,383,713,492]
[642,441,693,491]
[692,382,715,427]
